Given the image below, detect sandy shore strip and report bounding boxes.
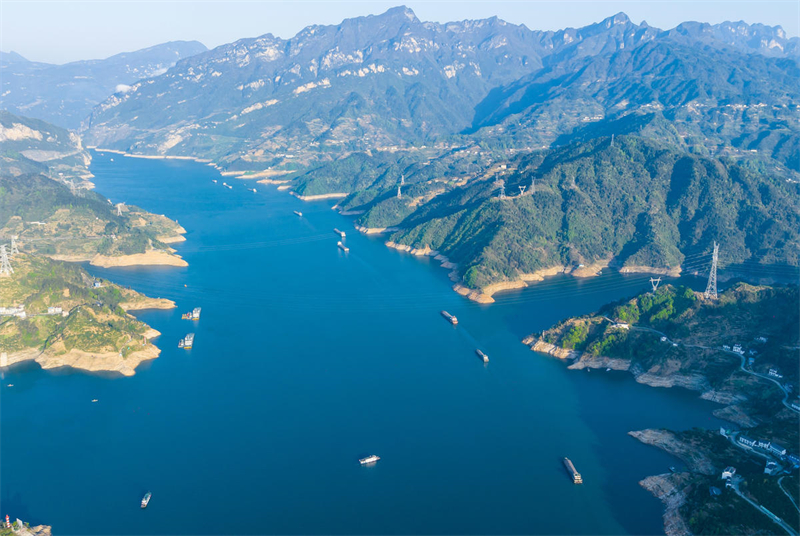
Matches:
[90,147,211,163]
[290,191,348,201]
[119,297,176,311]
[90,250,188,267]
[355,225,400,235]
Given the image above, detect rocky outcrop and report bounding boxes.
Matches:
[629,429,716,475]
[639,474,693,536]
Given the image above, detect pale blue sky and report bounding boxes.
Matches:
[2,0,798,64]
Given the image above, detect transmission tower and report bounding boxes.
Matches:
[518,185,526,196]
[704,242,719,299]
[498,180,506,199]
[397,185,402,199]
[10,236,19,257]
[116,202,124,217]
[0,245,13,276]
[68,180,76,196]
[400,174,405,186]
[649,277,661,293]
[611,133,615,147]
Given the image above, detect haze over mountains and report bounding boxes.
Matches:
[81,7,799,168]
[2,6,798,297]
[0,41,207,129]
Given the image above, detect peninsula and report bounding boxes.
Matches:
[0,252,174,376]
[524,283,800,535]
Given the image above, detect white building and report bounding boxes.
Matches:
[721,466,736,479]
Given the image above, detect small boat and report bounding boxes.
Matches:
[476,349,489,363]
[293,210,303,217]
[359,455,380,465]
[338,241,349,252]
[91,399,98,402]
[225,184,233,189]
[334,228,346,238]
[669,466,677,473]
[141,491,152,508]
[605,368,611,372]
[110,158,114,162]
[7,384,13,387]
[178,339,184,349]
[251,188,257,193]
[212,179,217,183]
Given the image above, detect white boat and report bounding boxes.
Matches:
[359,455,380,465]
[141,491,152,508]
[338,241,349,252]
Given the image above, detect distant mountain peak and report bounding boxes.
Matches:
[378,5,419,23]
[605,12,631,26]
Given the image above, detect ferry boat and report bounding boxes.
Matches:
[441,311,458,325]
[359,455,380,465]
[563,457,583,484]
[141,491,152,508]
[179,333,194,349]
[476,349,489,363]
[333,228,346,238]
[192,307,201,320]
[338,241,349,252]
[293,210,303,217]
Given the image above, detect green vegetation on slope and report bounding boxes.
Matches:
[386,136,799,289]
[0,174,184,259]
[0,253,166,358]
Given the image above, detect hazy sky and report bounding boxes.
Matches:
[2,0,798,64]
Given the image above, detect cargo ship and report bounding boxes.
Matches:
[359,455,380,465]
[179,333,194,349]
[181,307,202,320]
[141,491,151,508]
[293,210,303,217]
[338,241,349,252]
[441,311,458,325]
[563,457,583,484]
[476,349,489,363]
[334,228,346,238]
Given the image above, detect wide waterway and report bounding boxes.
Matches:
[1,153,726,534]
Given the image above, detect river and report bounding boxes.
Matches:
[0,153,726,534]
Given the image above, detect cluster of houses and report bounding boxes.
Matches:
[0,305,69,319]
[737,435,800,468]
[0,305,26,318]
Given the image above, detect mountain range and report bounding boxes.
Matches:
[0,41,207,129]
[3,7,799,297]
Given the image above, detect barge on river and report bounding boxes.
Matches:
[441,311,458,325]
[563,457,583,484]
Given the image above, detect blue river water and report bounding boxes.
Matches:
[1,153,726,535]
